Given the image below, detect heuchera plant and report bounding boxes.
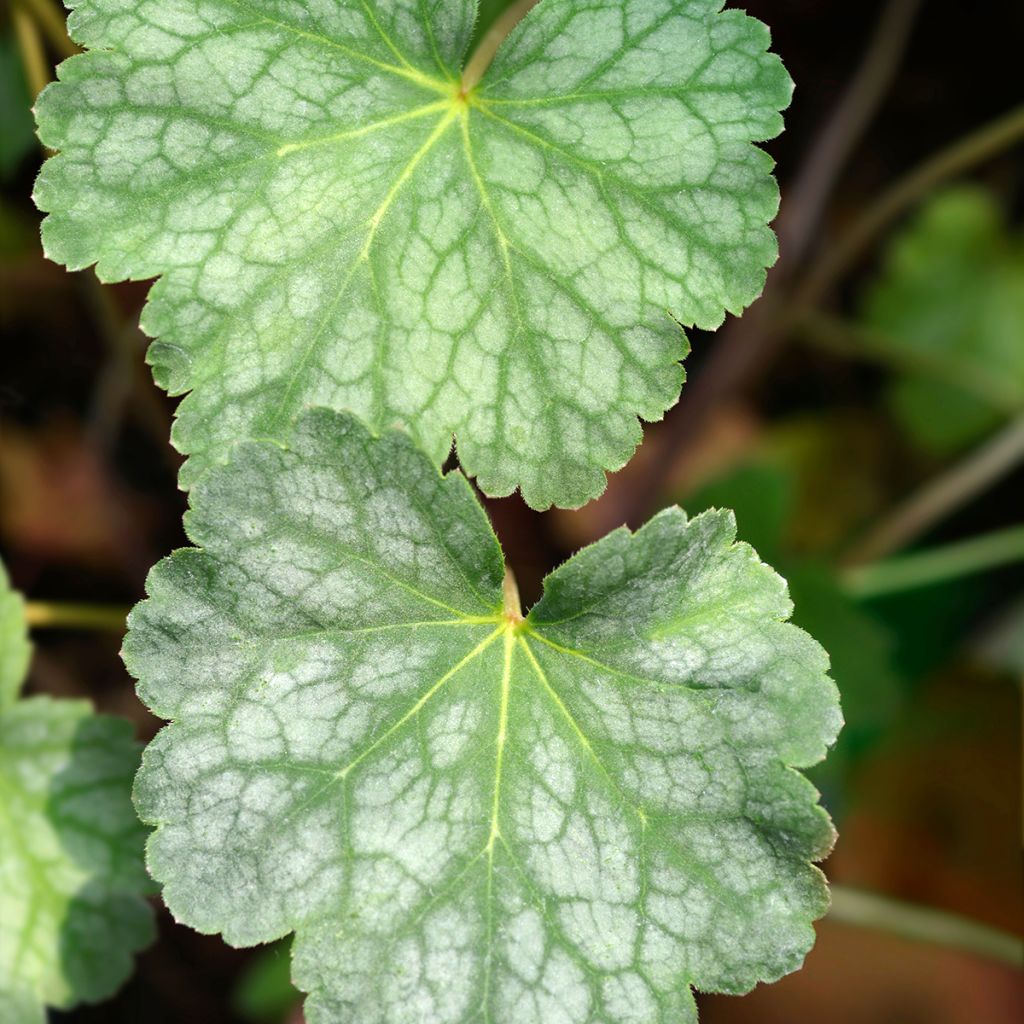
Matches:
[34,0,791,508]
[17,1,841,1021]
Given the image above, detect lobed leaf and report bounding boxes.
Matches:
[35,0,791,507]
[0,565,154,1022]
[125,407,841,1024]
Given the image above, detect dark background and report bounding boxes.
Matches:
[1,1,1021,1021]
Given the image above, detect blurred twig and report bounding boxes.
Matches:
[829,886,1023,968]
[24,601,130,631]
[778,0,924,260]
[16,0,78,59]
[11,0,49,98]
[843,415,1024,564]
[843,526,1024,597]
[80,273,179,473]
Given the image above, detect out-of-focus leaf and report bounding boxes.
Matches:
[769,413,894,555]
[785,564,901,804]
[0,561,154,1022]
[863,187,1024,454]
[233,939,299,1024]
[0,34,37,181]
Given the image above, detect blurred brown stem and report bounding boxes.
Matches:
[778,0,923,260]
[80,274,178,473]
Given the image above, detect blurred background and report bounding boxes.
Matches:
[1,0,1022,1021]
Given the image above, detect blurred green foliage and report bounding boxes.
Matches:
[232,940,298,1024]
[0,34,36,182]
[863,187,1024,453]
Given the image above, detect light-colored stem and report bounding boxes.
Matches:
[17,0,79,59]
[461,0,538,93]
[502,568,523,623]
[11,0,50,98]
[843,526,1024,598]
[829,885,1023,968]
[24,601,130,631]
[844,415,1024,564]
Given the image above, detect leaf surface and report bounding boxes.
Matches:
[0,564,153,1022]
[35,0,791,507]
[126,408,840,1024]
[863,186,1024,453]
[0,563,30,712]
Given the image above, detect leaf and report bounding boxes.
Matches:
[35,0,791,508]
[0,563,30,712]
[0,565,154,1022]
[684,460,902,782]
[863,186,1024,454]
[0,34,37,182]
[125,407,840,1024]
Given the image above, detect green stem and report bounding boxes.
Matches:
[843,526,1024,598]
[461,0,538,93]
[797,311,1024,415]
[843,415,1024,564]
[24,601,130,631]
[829,886,1023,968]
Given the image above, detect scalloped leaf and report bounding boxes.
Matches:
[0,563,154,1022]
[35,0,790,508]
[125,407,840,1024]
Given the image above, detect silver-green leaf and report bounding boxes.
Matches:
[35,0,791,508]
[0,564,154,1023]
[125,408,840,1024]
